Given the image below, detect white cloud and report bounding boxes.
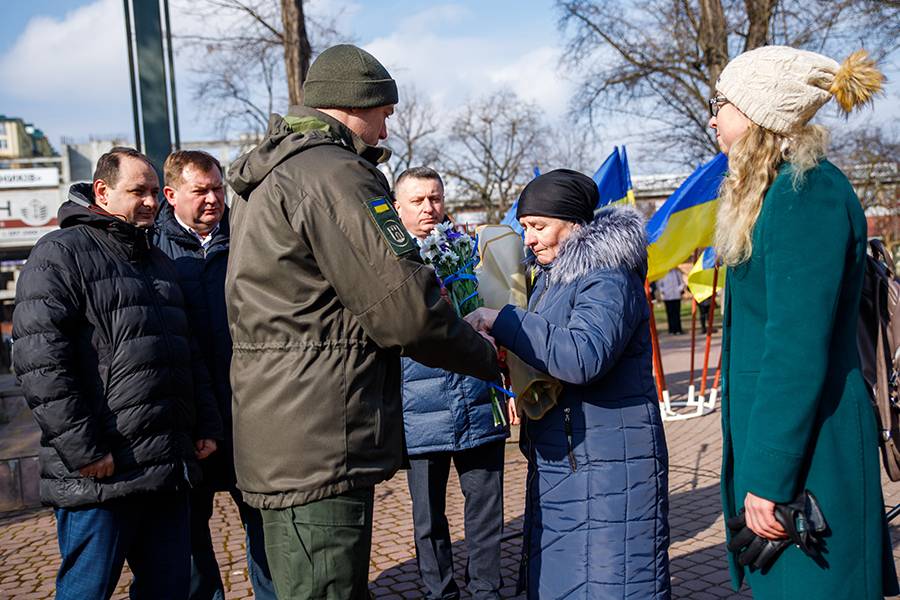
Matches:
[395,3,470,33]
[365,6,572,122]
[0,0,128,104]
[487,46,572,113]
[0,0,574,145]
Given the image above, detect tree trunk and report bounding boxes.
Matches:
[698,0,729,95]
[744,0,777,51]
[281,0,311,106]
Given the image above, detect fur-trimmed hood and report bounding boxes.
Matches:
[547,205,647,287]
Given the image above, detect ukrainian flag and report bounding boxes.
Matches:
[646,153,728,282]
[593,146,634,208]
[369,197,391,213]
[687,246,726,303]
[500,167,541,236]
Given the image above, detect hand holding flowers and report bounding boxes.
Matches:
[419,223,510,426]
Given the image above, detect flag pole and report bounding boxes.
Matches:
[713,351,723,390]
[645,279,667,402]
[699,265,719,396]
[689,297,698,389]
[688,249,699,391]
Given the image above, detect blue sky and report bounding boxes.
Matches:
[0,0,563,146]
[0,0,896,173]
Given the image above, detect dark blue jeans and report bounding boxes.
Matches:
[407,440,505,600]
[54,489,190,600]
[189,487,275,600]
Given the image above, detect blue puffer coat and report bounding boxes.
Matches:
[401,358,509,454]
[491,206,670,599]
[154,202,234,490]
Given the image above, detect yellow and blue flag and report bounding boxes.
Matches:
[499,167,541,235]
[646,153,728,282]
[369,197,391,213]
[593,146,634,208]
[501,146,634,235]
[687,246,726,303]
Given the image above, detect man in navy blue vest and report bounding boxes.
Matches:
[394,167,509,600]
[156,150,274,600]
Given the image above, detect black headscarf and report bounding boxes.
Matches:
[516,169,598,224]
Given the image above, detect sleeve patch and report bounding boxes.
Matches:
[364,196,418,257]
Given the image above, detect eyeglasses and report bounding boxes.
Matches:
[708,95,730,117]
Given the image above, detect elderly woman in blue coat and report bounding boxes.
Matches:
[466,169,670,599]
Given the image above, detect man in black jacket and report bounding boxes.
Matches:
[157,150,274,600]
[13,147,223,600]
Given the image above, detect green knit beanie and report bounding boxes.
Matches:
[303,44,398,109]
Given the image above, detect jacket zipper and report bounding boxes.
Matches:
[531,272,550,312]
[138,262,190,487]
[533,273,577,472]
[518,418,536,596]
[564,407,577,472]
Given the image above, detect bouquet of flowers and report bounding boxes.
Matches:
[419,222,508,426]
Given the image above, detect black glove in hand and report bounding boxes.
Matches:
[772,490,827,559]
[726,512,789,570]
[726,490,827,571]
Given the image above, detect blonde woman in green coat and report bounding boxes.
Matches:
[710,46,898,599]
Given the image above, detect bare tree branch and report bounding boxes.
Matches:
[173,0,338,137]
[439,92,550,222]
[557,0,900,165]
[383,86,442,185]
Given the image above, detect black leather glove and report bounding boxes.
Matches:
[772,490,827,559]
[726,490,827,571]
[726,511,789,570]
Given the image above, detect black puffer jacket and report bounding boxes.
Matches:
[13,184,223,508]
[154,202,234,490]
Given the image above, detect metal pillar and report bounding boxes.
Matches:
[123,0,180,173]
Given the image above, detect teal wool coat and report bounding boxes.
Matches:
[721,160,899,599]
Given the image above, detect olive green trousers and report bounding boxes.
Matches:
[260,487,374,600]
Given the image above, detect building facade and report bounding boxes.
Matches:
[0,116,55,160]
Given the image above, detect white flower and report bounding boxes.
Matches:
[435,222,454,236]
[420,246,439,263]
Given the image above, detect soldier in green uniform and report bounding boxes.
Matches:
[225,44,500,600]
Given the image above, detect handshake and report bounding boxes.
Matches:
[464,306,500,350]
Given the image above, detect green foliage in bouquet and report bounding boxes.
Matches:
[419,222,507,427]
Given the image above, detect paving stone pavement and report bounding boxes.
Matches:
[3,330,900,598]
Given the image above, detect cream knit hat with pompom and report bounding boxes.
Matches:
[716,45,884,134]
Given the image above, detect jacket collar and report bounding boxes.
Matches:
[285,105,392,165]
[227,107,390,200]
[546,205,648,287]
[156,200,230,253]
[61,182,154,261]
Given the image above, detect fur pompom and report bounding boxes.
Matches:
[830,50,884,114]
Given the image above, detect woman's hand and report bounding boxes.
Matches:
[477,330,497,351]
[743,492,787,540]
[465,307,500,333]
[507,397,520,426]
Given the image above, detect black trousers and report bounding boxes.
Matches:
[407,440,506,600]
[664,299,683,334]
[698,299,711,334]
